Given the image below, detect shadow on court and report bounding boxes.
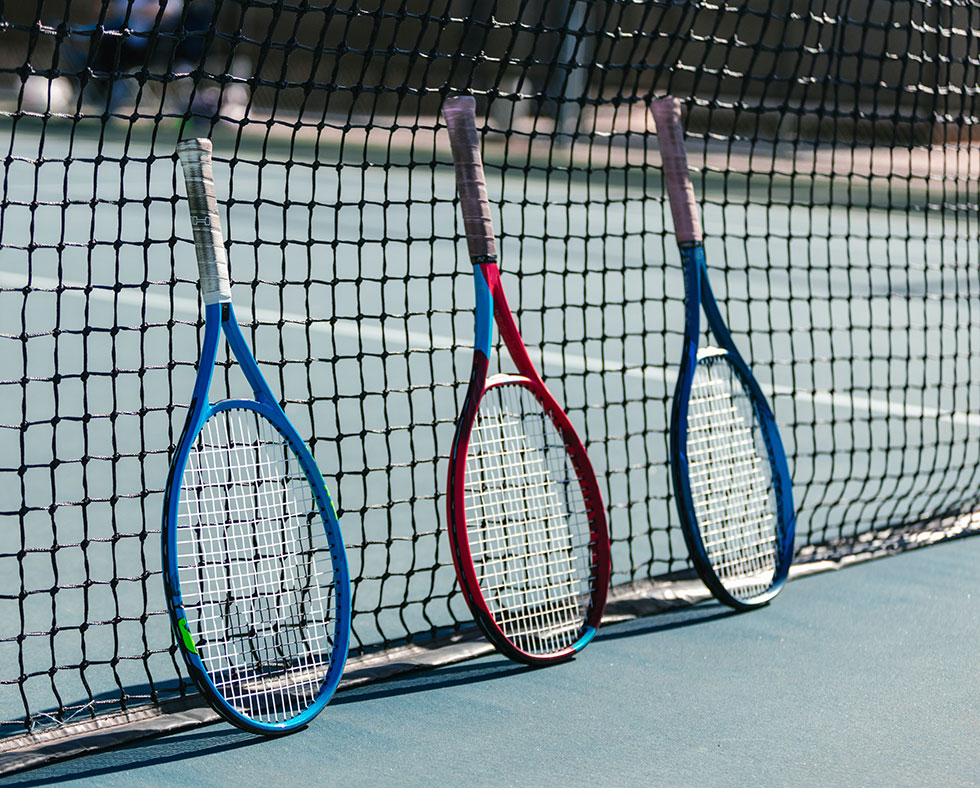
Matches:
[333,602,736,706]
[331,657,526,706]
[596,601,739,643]
[2,728,260,787]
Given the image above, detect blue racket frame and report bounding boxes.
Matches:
[671,241,796,609]
[161,300,352,734]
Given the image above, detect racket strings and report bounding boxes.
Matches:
[464,384,592,655]
[177,408,338,724]
[687,356,779,599]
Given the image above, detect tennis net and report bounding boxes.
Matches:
[2,0,980,771]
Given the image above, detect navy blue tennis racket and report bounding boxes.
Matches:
[162,138,351,734]
[652,97,795,609]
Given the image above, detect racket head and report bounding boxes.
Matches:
[672,348,794,609]
[162,398,350,734]
[448,374,610,664]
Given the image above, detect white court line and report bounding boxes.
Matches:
[3,271,979,431]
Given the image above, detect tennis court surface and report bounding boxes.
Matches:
[1,0,979,780]
[6,536,979,787]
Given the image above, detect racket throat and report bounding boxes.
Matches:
[473,263,494,359]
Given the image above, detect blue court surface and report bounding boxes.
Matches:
[6,535,977,788]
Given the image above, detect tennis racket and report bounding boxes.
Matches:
[652,96,795,609]
[162,138,351,734]
[442,96,610,664]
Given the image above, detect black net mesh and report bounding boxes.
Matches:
[2,0,979,749]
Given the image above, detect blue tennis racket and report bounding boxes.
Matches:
[652,97,796,609]
[162,138,351,734]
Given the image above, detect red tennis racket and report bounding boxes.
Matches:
[442,96,610,665]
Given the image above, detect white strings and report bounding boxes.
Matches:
[464,383,593,655]
[687,354,779,600]
[176,408,338,724]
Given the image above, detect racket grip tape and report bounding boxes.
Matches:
[650,97,703,245]
[177,138,232,305]
[442,96,497,260]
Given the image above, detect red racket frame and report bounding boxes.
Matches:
[446,258,611,664]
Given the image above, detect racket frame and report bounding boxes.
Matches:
[653,97,796,610]
[443,96,610,664]
[161,140,351,734]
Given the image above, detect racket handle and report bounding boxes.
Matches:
[650,97,703,245]
[177,138,232,305]
[442,96,497,260]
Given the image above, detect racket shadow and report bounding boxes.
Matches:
[594,603,741,643]
[3,728,264,787]
[330,658,527,706]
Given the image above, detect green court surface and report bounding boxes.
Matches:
[5,536,978,787]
